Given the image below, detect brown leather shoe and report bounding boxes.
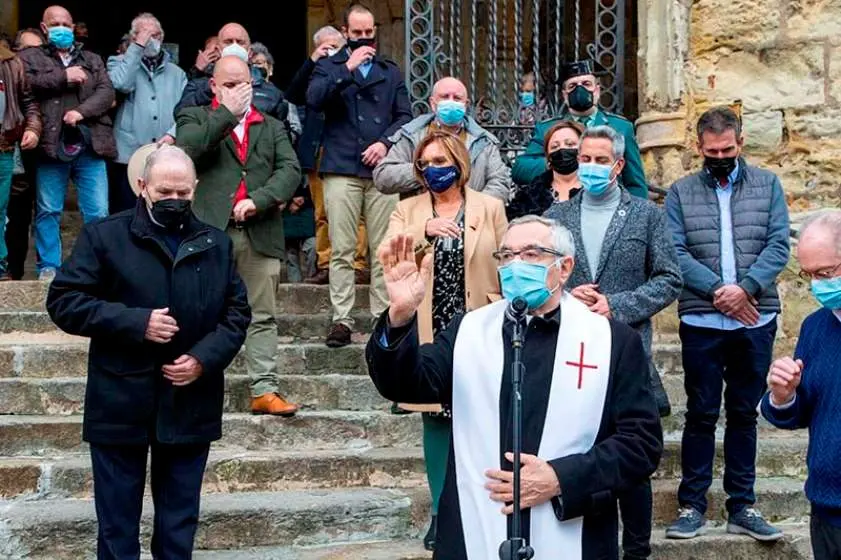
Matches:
[325,322,352,348]
[304,268,329,285]
[251,393,299,417]
[354,268,371,285]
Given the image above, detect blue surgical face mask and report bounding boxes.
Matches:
[811,276,841,309]
[221,43,249,62]
[578,162,616,196]
[499,260,560,310]
[435,100,467,127]
[520,91,535,107]
[422,165,460,194]
[47,26,74,50]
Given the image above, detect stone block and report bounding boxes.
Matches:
[690,0,781,55]
[787,109,841,140]
[831,46,841,104]
[785,0,841,42]
[743,110,784,151]
[690,45,825,111]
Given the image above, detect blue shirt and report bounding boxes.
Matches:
[681,162,776,331]
[359,61,373,79]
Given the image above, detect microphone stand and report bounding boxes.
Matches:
[499,304,535,560]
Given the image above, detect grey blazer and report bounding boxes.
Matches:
[544,190,683,354]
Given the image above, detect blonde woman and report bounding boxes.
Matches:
[383,129,507,550]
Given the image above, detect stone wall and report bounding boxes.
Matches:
[307,0,405,66]
[638,0,841,210]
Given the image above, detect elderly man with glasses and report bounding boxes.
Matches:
[761,210,841,560]
[366,216,663,560]
[512,60,647,199]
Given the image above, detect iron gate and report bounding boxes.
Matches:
[404,0,627,162]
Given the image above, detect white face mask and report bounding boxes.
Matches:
[143,38,161,58]
[326,47,339,57]
[221,43,249,62]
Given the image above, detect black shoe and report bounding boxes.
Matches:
[325,323,352,348]
[423,515,437,551]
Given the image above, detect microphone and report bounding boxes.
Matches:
[505,296,528,323]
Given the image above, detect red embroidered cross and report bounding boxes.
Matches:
[566,342,598,390]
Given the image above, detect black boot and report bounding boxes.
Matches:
[424,515,437,551]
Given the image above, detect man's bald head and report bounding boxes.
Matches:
[42,5,73,35]
[140,145,198,203]
[211,55,252,104]
[429,77,469,115]
[218,23,250,50]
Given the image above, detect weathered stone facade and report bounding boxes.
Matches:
[638,0,841,209]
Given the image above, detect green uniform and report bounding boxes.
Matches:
[511,108,648,199]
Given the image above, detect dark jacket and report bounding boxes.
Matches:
[665,158,790,316]
[544,189,682,354]
[174,73,289,126]
[46,201,250,446]
[286,58,324,172]
[176,104,302,258]
[282,181,315,241]
[306,49,412,179]
[18,43,117,160]
[507,170,580,221]
[0,46,42,152]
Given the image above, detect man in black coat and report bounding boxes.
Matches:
[46,145,250,560]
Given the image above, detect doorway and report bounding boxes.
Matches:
[18,0,308,89]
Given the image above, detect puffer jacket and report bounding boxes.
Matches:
[665,158,790,316]
[0,46,42,152]
[107,44,187,163]
[373,113,512,202]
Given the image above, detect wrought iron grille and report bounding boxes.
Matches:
[404,0,627,163]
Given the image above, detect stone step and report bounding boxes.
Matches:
[0,310,375,339]
[0,338,369,379]
[0,374,389,416]
[0,436,810,503]
[0,338,686,379]
[0,488,417,560]
[172,523,815,559]
[0,412,423,457]
[0,281,683,335]
[0,447,427,500]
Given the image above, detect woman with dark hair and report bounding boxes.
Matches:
[507,120,584,220]
[381,129,507,551]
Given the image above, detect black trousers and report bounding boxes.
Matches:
[90,440,210,560]
[812,511,841,560]
[6,151,38,279]
[618,479,653,560]
[677,321,776,516]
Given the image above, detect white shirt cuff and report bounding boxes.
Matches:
[769,393,796,410]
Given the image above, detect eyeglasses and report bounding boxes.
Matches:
[563,80,596,93]
[415,158,452,172]
[492,245,564,265]
[798,262,841,281]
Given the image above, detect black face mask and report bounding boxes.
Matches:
[548,148,579,175]
[149,198,192,230]
[704,156,738,181]
[347,37,376,51]
[567,85,594,112]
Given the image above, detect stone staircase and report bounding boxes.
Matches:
[0,281,815,559]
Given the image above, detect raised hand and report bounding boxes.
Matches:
[767,357,803,406]
[346,46,375,71]
[378,234,432,328]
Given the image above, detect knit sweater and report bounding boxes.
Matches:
[760,308,841,524]
[580,185,621,281]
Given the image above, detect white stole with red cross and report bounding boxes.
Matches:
[451,292,612,559]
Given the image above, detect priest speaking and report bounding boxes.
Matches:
[367,215,663,559]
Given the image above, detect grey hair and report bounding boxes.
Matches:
[130,12,162,39]
[250,42,274,66]
[800,210,841,256]
[505,215,576,259]
[579,125,625,161]
[142,145,196,183]
[313,25,343,46]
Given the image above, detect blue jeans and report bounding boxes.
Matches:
[35,152,108,271]
[677,320,777,516]
[0,152,15,274]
